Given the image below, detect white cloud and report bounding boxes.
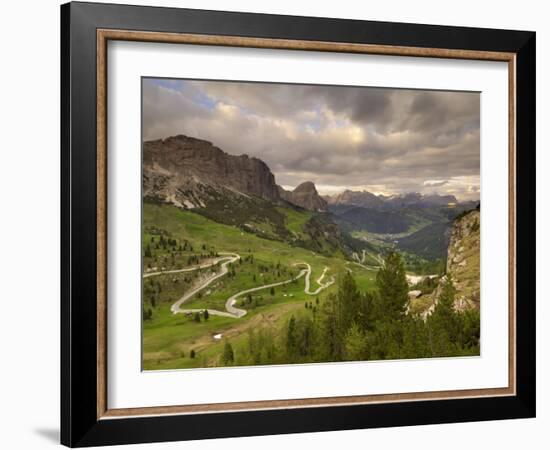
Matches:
[142,79,480,201]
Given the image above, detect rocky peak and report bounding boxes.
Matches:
[293,181,317,193]
[143,134,280,207]
[279,181,328,212]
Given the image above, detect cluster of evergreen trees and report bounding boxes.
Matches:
[221,251,479,366]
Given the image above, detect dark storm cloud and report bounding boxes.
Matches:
[142,78,480,201]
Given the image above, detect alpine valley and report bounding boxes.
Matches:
[142,134,481,370]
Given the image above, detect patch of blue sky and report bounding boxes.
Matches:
[145,78,184,91]
[146,78,218,110]
[303,106,323,132]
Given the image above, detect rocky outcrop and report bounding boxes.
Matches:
[409,208,480,320]
[445,209,480,311]
[279,182,328,212]
[143,135,280,207]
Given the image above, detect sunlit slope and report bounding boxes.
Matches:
[142,202,376,369]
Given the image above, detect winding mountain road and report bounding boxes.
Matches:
[295,263,335,295]
[152,253,335,319]
[168,253,240,314]
[143,255,235,279]
[223,268,309,318]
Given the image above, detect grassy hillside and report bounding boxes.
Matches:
[332,206,415,234]
[396,222,451,260]
[179,193,347,257]
[142,202,377,369]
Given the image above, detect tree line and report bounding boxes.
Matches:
[220,251,479,366]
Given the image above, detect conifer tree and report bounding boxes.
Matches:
[337,272,361,337]
[222,341,234,365]
[375,251,409,321]
[344,322,368,361]
[286,316,297,359]
[144,244,152,258]
[427,276,458,356]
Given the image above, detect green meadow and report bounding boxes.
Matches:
[142,202,376,370]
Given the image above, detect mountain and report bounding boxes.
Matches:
[325,190,384,209]
[143,135,347,255]
[382,192,458,209]
[332,206,415,234]
[396,222,451,260]
[326,189,459,210]
[279,182,327,212]
[143,134,327,212]
[143,135,280,207]
[326,189,471,256]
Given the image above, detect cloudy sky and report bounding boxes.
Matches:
[143,78,480,201]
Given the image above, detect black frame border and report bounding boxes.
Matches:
[61,2,536,447]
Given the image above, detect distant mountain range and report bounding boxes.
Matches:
[143,134,477,261]
[324,189,459,210]
[143,134,470,213]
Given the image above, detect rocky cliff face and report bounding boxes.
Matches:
[445,209,480,311]
[143,134,329,213]
[325,189,383,208]
[279,182,328,212]
[409,208,480,320]
[143,135,280,208]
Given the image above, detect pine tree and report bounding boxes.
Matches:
[286,316,297,359]
[297,317,314,358]
[401,316,429,359]
[460,308,480,351]
[317,294,341,361]
[337,272,361,335]
[344,322,368,361]
[427,276,458,356]
[222,341,234,365]
[375,251,409,321]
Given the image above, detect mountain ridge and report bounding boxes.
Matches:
[326,189,460,209]
[143,134,327,212]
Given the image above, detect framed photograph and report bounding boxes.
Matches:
[61,2,536,447]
